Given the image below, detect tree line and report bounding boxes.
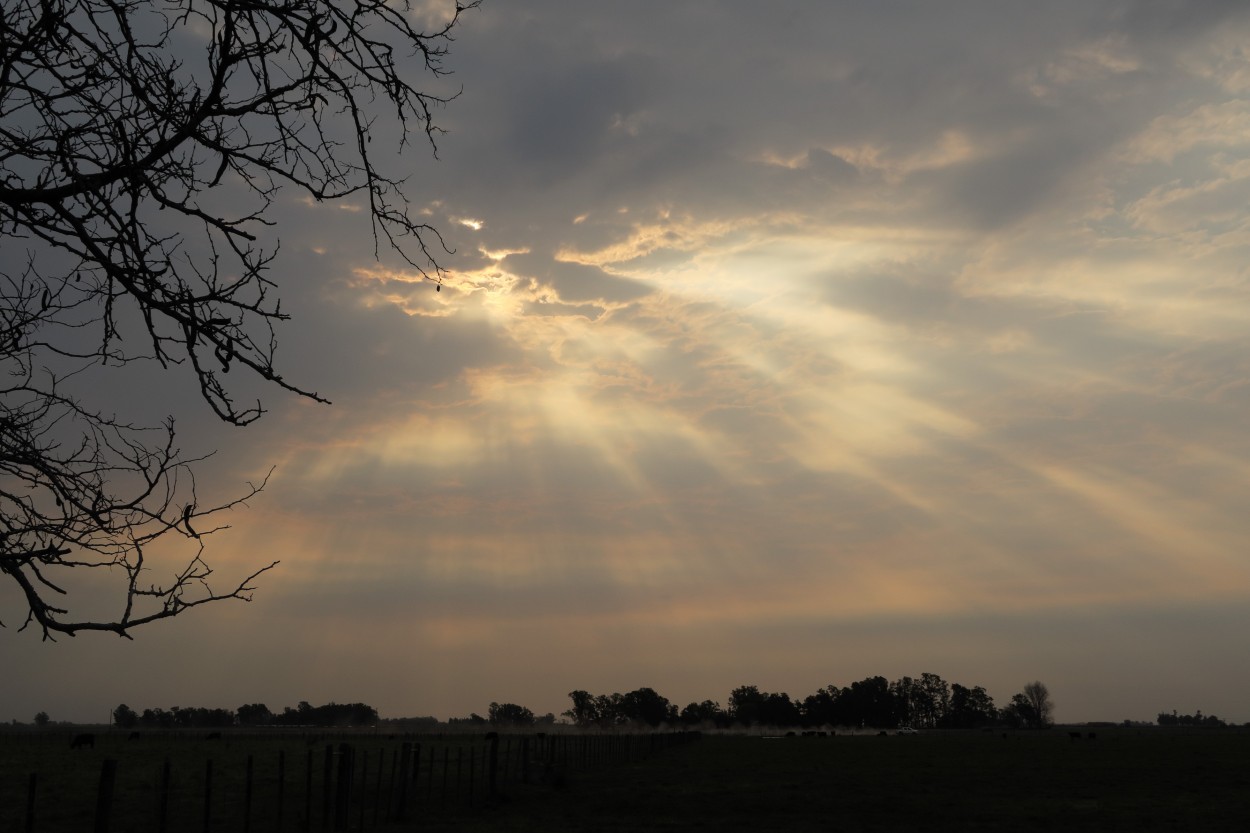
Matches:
[1156,710,1228,728]
[557,674,1031,731]
[433,675,1051,731]
[22,687,1242,731]
[111,701,379,729]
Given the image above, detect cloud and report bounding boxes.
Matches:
[13,0,1250,726]
[502,251,652,304]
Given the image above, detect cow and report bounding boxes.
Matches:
[205,731,222,741]
[70,733,95,750]
[128,731,141,741]
[1068,731,1082,742]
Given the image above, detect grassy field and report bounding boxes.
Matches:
[0,728,495,832]
[440,728,1250,832]
[3,727,1249,831]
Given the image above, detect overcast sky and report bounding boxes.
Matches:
[7,0,1250,725]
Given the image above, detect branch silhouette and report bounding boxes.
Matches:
[1,0,478,637]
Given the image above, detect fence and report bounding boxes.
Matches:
[0,730,700,832]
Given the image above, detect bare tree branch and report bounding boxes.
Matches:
[1,0,477,637]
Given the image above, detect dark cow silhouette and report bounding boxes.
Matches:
[205,731,222,741]
[70,733,94,750]
[1087,732,1097,741]
[128,731,141,741]
[1068,731,1082,742]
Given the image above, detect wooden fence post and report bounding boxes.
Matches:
[203,758,214,833]
[321,744,334,831]
[412,742,422,809]
[487,732,499,803]
[395,742,411,821]
[372,749,383,827]
[384,749,397,819]
[333,743,353,831]
[94,757,118,833]
[426,746,435,801]
[276,749,286,833]
[445,740,455,800]
[244,754,254,833]
[304,749,314,832]
[157,758,170,833]
[358,750,367,833]
[24,772,36,833]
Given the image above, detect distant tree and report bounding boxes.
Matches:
[112,704,139,729]
[1022,681,1054,727]
[488,702,535,728]
[309,702,376,727]
[140,707,173,729]
[1003,681,1053,729]
[680,700,728,727]
[918,672,951,727]
[259,700,375,727]
[1158,710,1227,728]
[837,676,897,728]
[943,684,997,729]
[726,686,802,727]
[446,713,488,727]
[758,692,802,727]
[800,687,839,727]
[33,711,49,727]
[890,676,921,727]
[385,715,440,731]
[1001,694,1034,729]
[564,690,602,728]
[236,703,272,727]
[617,687,676,727]
[728,685,765,726]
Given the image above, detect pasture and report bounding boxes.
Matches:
[0,727,683,832]
[2,727,1248,831]
[443,727,1250,832]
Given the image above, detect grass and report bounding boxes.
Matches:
[0,728,491,832]
[3,727,1249,831]
[432,728,1250,832]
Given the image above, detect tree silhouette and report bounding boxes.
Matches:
[1,0,477,637]
[112,703,139,728]
[488,702,536,727]
[1003,681,1054,729]
[1022,680,1054,727]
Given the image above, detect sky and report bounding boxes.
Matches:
[6,0,1250,726]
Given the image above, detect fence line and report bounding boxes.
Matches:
[1,730,701,832]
